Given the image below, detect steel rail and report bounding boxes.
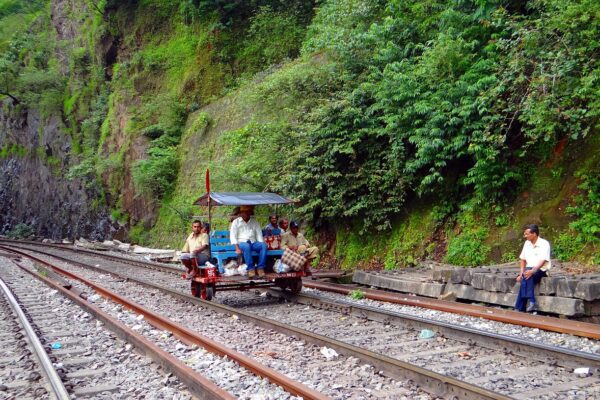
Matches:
[2,245,511,399]
[0,276,71,400]
[8,260,234,400]
[1,246,330,400]
[9,239,600,340]
[302,280,600,339]
[0,239,182,273]
[5,241,600,338]
[268,288,600,369]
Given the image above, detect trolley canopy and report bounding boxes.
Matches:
[193,192,295,206]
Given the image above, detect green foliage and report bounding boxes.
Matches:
[132,135,179,200]
[500,250,517,264]
[567,172,600,240]
[0,142,26,158]
[494,214,510,227]
[0,14,65,113]
[554,171,600,264]
[220,121,296,191]
[0,0,46,51]
[6,223,34,239]
[384,208,435,269]
[335,226,385,269]
[142,124,170,139]
[185,112,211,137]
[110,207,128,224]
[553,231,585,261]
[238,6,305,71]
[349,289,365,300]
[445,213,491,266]
[284,0,600,232]
[127,223,150,245]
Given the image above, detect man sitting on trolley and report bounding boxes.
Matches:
[230,205,267,278]
[281,221,319,269]
[180,220,210,279]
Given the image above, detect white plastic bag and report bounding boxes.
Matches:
[274,259,291,273]
[223,260,239,276]
[237,264,248,276]
[320,347,338,361]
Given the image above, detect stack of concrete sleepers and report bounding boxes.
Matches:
[352,263,600,317]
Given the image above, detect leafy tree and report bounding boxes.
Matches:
[287,0,600,231]
[132,135,179,200]
[0,55,20,103]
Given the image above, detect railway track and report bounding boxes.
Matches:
[0,259,205,399]
[1,244,438,399]
[4,239,598,340]
[0,270,70,399]
[3,242,599,399]
[0,250,328,399]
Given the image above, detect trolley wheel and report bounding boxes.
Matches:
[203,284,215,301]
[275,278,288,290]
[289,277,302,293]
[191,281,202,298]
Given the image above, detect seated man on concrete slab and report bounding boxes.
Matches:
[230,205,267,278]
[180,220,210,279]
[515,224,551,312]
[281,221,319,266]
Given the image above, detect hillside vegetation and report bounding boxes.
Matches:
[1,0,598,267]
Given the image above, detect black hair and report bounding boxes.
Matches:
[193,219,202,225]
[269,214,278,219]
[525,224,539,236]
[203,223,210,231]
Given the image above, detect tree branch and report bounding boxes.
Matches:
[0,91,20,104]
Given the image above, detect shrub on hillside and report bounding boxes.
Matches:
[6,223,34,239]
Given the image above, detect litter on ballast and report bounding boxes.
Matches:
[418,329,436,339]
[320,346,339,360]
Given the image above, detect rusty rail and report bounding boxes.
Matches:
[1,246,329,400]
[4,240,598,339]
[269,288,600,369]
[2,244,511,400]
[9,260,234,400]
[303,280,600,340]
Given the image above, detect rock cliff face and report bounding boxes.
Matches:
[0,0,118,239]
[0,106,115,239]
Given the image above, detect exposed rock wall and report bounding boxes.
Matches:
[0,105,114,240]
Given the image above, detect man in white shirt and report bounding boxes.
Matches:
[230,205,267,278]
[515,224,551,312]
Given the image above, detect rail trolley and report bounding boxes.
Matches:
[186,191,309,300]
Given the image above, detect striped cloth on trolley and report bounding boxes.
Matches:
[281,248,306,271]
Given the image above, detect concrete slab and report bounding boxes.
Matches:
[574,280,600,301]
[470,273,486,290]
[353,268,592,316]
[431,268,453,283]
[446,283,517,307]
[539,276,560,295]
[483,274,516,293]
[556,277,579,297]
[353,270,446,298]
[445,283,585,316]
[450,268,469,284]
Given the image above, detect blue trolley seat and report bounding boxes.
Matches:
[210,230,283,273]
